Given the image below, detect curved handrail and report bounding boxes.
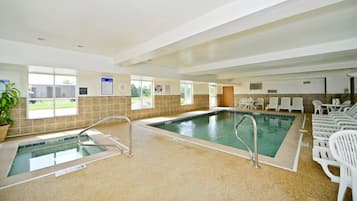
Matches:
[234,114,260,168]
[77,116,132,156]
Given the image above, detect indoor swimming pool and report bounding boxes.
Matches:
[151,110,295,157]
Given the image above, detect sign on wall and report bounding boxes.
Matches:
[101,77,113,95]
[0,79,10,93]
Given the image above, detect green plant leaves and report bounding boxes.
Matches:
[0,82,20,125]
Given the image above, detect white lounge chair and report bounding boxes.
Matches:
[278,97,291,112]
[238,98,248,109]
[254,98,264,110]
[290,97,304,113]
[329,130,357,201]
[245,97,256,109]
[312,138,340,183]
[265,97,278,111]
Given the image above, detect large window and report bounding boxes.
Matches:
[28,67,77,119]
[209,83,217,108]
[180,81,193,105]
[131,78,153,110]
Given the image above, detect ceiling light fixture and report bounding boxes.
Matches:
[77,45,84,48]
[37,37,45,41]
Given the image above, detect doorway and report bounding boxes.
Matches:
[222,86,234,107]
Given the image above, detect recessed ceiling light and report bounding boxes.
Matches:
[77,45,84,48]
[37,37,45,41]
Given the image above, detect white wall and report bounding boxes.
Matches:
[325,72,349,94]
[154,79,180,95]
[0,63,214,98]
[235,78,324,94]
[78,71,132,96]
[234,71,352,94]
[193,82,209,95]
[0,63,27,96]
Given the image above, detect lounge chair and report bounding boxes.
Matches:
[312,138,340,183]
[278,97,291,112]
[265,97,278,111]
[329,130,357,201]
[238,98,248,109]
[245,97,256,109]
[290,97,304,113]
[254,98,264,110]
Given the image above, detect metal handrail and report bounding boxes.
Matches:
[234,114,260,168]
[77,116,132,157]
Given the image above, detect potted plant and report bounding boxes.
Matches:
[0,82,20,142]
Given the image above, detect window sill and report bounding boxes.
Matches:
[27,113,79,120]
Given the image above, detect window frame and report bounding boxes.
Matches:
[27,71,78,119]
[130,78,154,110]
[180,81,193,105]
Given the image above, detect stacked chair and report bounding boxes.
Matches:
[329,130,357,201]
[312,103,357,184]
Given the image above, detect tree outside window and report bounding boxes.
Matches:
[180,82,193,105]
[131,79,153,110]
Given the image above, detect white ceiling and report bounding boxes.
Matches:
[0,0,357,83]
[0,0,236,56]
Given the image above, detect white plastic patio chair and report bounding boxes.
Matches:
[290,97,304,113]
[265,97,278,111]
[255,98,264,110]
[278,97,291,112]
[329,130,357,201]
[312,100,327,115]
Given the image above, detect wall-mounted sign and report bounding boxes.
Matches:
[101,77,113,95]
[249,82,262,90]
[79,87,88,95]
[155,84,163,93]
[0,80,10,93]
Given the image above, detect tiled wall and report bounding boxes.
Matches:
[234,94,353,113]
[7,95,209,137]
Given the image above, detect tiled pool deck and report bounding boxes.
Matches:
[0,110,348,201]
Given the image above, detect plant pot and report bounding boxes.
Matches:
[0,124,10,142]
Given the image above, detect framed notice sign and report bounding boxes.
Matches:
[0,80,10,93]
[101,77,113,95]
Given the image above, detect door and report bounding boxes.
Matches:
[223,86,234,107]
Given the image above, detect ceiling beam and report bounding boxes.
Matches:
[113,0,288,64]
[217,60,357,80]
[114,0,343,66]
[180,37,357,74]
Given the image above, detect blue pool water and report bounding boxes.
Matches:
[8,135,106,176]
[151,110,295,157]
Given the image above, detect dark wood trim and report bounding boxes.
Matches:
[324,77,327,96]
[351,77,355,104]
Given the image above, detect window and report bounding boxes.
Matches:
[209,83,217,108]
[180,81,193,105]
[131,78,153,110]
[28,67,77,119]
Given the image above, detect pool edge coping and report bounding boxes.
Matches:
[136,108,304,172]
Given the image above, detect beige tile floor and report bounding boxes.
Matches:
[0,113,352,201]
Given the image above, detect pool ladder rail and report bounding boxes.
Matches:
[77,116,133,157]
[235,114,260,168]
